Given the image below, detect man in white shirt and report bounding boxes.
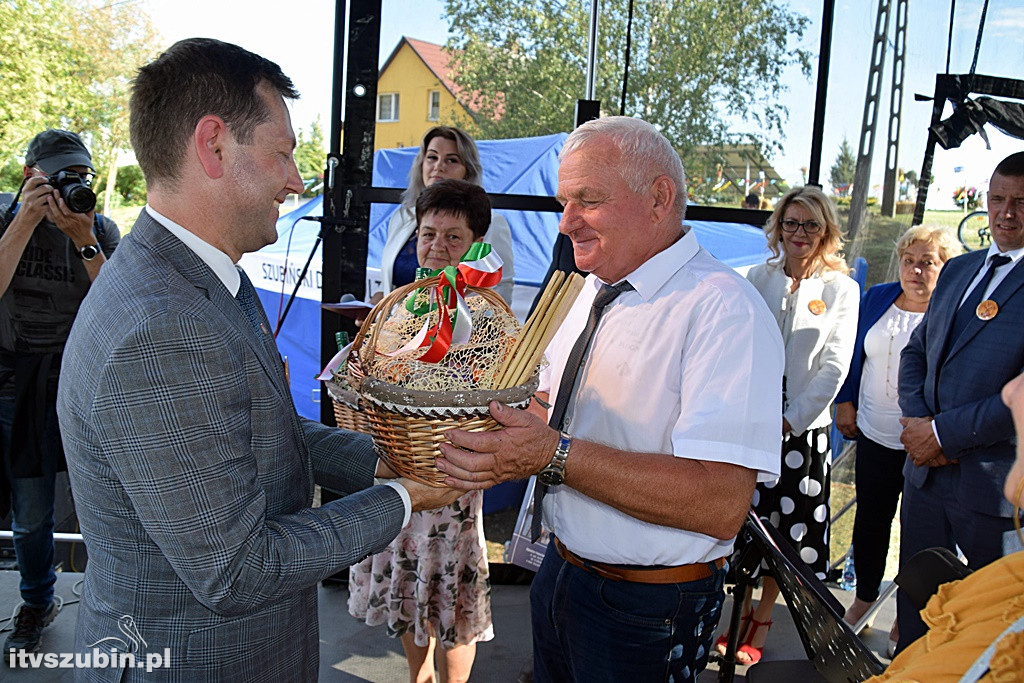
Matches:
[438,116,784,682]
[896,151,1024,652]
[56,38,459,681]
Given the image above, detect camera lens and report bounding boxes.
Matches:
[47,171,97,213]
[63,184,96,213]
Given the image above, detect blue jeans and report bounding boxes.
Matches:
[0,395,57,608]
[531,542,726,682]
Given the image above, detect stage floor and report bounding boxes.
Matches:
[0,568,894,681]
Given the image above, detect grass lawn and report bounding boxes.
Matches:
[845,207,973,289]
[106,203,145,232]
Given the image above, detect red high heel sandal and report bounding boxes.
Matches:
[736,617,773,665]
[714,608,753,657]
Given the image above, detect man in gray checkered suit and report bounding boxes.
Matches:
[55,38,460,681]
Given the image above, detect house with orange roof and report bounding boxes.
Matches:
[374,37,475,151]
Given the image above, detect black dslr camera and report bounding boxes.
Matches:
[46,170,96,214]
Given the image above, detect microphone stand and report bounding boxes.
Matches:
[274,215,345,337]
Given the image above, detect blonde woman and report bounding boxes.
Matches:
[717,186,859,664]
[377,126,515,303]
[834,226,960,652]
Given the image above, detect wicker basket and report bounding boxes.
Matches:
[325,377,371,433]
[351,275,535,486]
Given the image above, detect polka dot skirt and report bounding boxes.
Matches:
[753,425,832,580]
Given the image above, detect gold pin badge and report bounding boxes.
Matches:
[976,300,999,321]
[808,299,827,315]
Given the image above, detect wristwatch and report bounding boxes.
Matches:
[538,431,572,486]
[75,244,101,261]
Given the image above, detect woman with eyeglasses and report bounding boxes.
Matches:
[715,186,859,664]
[833,225,959,654]
[377,126,515,303]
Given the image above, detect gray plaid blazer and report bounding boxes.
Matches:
[57,210,405,681]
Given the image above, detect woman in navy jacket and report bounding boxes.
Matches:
[835,225,960,652]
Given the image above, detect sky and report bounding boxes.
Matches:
[142,0,1024,207]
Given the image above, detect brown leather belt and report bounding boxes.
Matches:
[552,536,726,585]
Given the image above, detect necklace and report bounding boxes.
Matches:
[884,328,900,400]
[884,307,924,399]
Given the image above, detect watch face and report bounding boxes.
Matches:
[79,244,100,260]
[538,469,563,487]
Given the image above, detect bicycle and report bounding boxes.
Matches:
[957,210,991,251]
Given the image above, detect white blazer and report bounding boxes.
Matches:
[377,206,516,303]
[747,261,859,435]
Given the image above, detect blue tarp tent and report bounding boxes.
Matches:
[370,133,567,287]
[240,134,772,421]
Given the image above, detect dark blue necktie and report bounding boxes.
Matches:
[236,268,267,339]
[949,254,1011,343]
[531,280,633,542]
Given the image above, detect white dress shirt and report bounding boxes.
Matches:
[538,229,784,566]
[144,205,412,524]
[957,244,1024,306]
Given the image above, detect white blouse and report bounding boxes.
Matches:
[857,303,924,450]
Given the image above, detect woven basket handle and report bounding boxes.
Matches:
[350,274,511,374]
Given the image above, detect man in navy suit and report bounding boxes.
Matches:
[897,151,1024,651]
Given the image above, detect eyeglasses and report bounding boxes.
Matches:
[780,219,823,234]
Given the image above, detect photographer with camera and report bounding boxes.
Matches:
[0,129,118,661]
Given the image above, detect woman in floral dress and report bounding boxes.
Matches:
[348,178,497,683]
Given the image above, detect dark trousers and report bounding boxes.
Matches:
[530,541,726,683]
[896,468,1014,653]
[851,434,905,603]
[0,395,58,607]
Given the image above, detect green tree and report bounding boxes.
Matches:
[0,0,160,212]
[78,2,161,214]
[829,138,856,197]
[0,0,91,157]
[295,117,327,195]
[444,0,811,163]
[93,164,146,206]
[0,158,22,194]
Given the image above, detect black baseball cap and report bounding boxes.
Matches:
[25,129,94,174]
